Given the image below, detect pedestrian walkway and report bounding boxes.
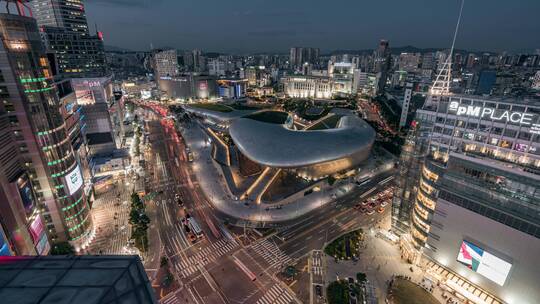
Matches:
[87,182,131,255]
[256,284,295,304]
[175,238,239,278]
[250,239,293,270]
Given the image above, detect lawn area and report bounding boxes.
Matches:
[245,111,289,124]
[228,103,259,110]
[190,103,233,112]
[307,114,343,130]
[324,229,363,260]
[388,278,440,304]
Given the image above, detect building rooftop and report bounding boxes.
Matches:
[229,114,375,168]
[0,255,156,304]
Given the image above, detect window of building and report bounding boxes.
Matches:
[0,86,9,98]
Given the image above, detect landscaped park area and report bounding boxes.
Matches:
[324,229,363,260]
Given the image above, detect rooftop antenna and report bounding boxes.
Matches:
[2,0,33,17]
[430,0,465,96]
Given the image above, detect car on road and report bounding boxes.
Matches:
[315,285,322,297]
[377,207,385,213]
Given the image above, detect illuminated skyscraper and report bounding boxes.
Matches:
[30,0,107,78]
[0,12,93,250]
[373,40,391,93]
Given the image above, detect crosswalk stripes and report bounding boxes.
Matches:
[160,293,180,304]
[87,184,132,254]
[250,239,292,270]
[177,238,239,278]
[256,284,295,304]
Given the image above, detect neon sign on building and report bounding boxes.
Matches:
[449,101,535,125]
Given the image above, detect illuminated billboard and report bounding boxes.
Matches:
[17,174,36,215]
[36,233,50,255]
[0,231,11,256]
[65,165,83,195]
[457,240,512,286]
[29,217,45,244]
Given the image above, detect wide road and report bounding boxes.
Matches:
[137,101,396,304]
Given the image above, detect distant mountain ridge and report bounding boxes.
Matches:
[329,45,472,56]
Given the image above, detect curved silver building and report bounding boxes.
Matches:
[229,113,375,178]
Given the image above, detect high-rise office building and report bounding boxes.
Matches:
[192,49,205,73]
[373,40,391,93]
[0,112,46,256]
[0,13,93,250]
[393,90,540,303]
[289,47,320,68]
[152,49,179,78]
[30,0,89,35]
[30,0,107,78]
[398,53,421,73]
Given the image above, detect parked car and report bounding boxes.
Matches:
[377,207,385,213]
[366,209,375,215]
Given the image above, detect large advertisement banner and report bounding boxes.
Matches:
[17,175,36,215]
[36,233,50,255]
[65,165,83,195]
[457,240,512,286]
[29,217,45,244]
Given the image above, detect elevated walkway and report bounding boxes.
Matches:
[241,167,281,203]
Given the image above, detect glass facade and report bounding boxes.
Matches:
[401,94,540,250]
[0,14,92,247]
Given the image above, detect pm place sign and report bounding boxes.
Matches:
[449,101,535,125]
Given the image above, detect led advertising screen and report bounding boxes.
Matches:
[29,217,45,244]
[457,240,512,286]
[17,175,36,215]
[0,232,12,256]
[35,233,50,255]
[65,165,83,195]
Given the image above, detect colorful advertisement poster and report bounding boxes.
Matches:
[35,233,50,255]
[17,175,36,215]
[29,217,45,244]
[457,240,512,286]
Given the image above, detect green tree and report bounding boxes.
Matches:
[327,175,336,186]
[160,256,169,268]
[327,281,350,304]
[50,242,75,255]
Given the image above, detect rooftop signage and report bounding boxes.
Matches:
[449,101,535,125]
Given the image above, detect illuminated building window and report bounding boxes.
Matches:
[417,190,435,210]
[422,166,439,182]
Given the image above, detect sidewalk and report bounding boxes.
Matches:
[323,210,424,304]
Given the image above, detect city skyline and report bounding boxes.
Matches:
[0,1,539,303]
[85,0,540,53]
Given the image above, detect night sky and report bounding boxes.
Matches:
[85,0,540,53]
